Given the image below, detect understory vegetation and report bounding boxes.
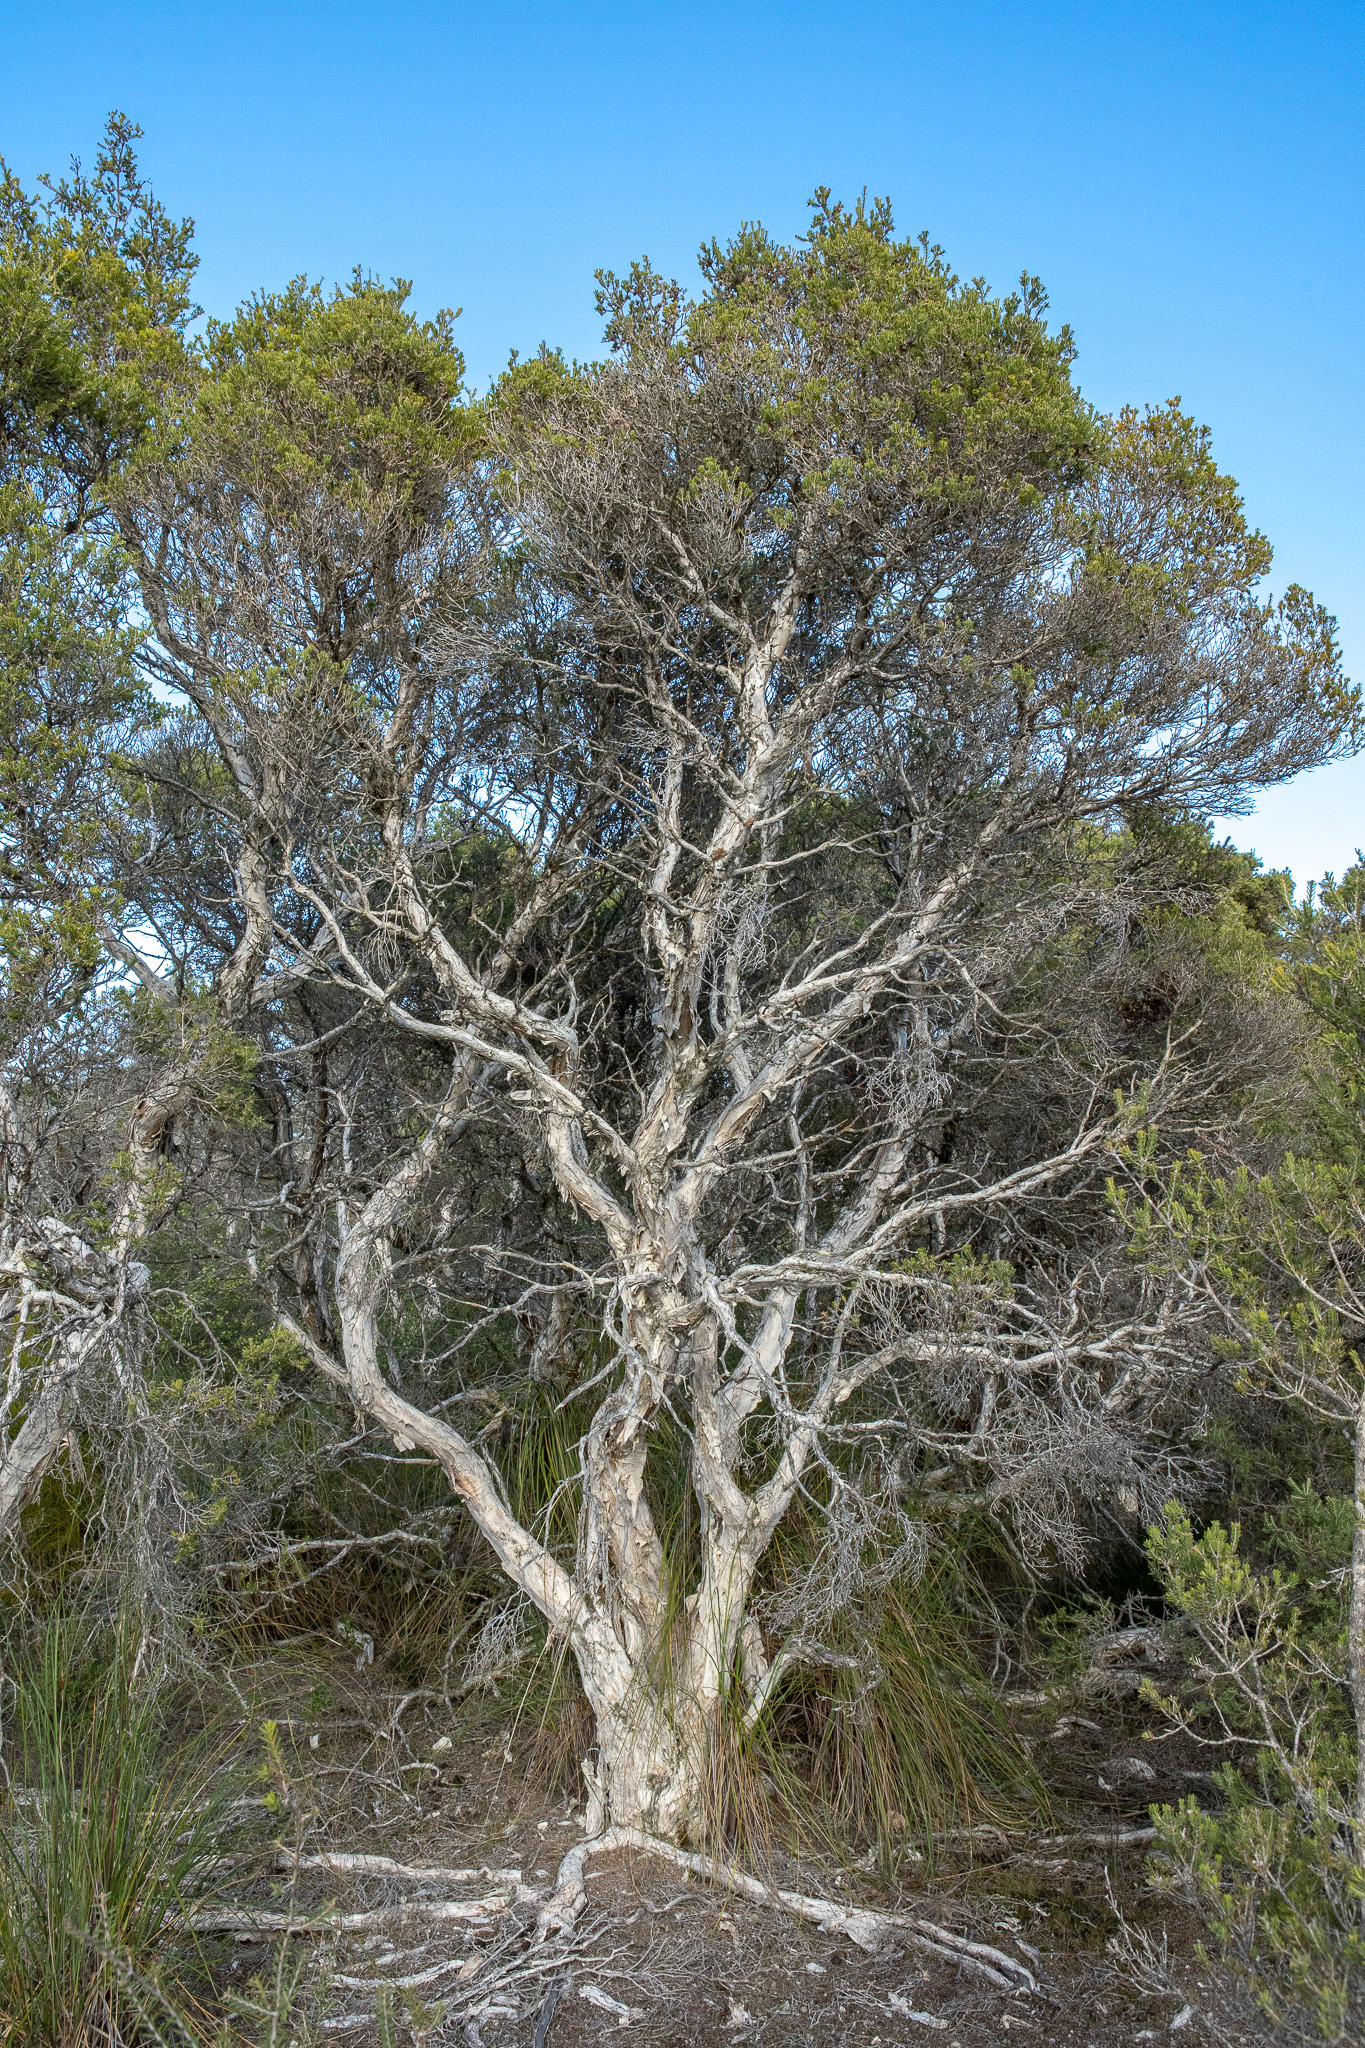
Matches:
[1,114,1363,2045]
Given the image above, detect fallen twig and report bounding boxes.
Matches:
[1034,1826,1156,1850]
[532,1974,569,2048]
[579,1982,642,2021]
[333,1955,485,1992]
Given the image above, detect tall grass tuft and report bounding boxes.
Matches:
[0,1623,225,2046]
[732,1548,1039,1874]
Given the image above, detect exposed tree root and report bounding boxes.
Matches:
[276,1851,524,1885]
[536,1827,1039,1991]
[191,1822,1038,2008]
[183,1891,511,1935]
[326,1923,605,2035]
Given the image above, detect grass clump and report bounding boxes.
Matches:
[0,1622,227,2046]
[756,1563,1036,1872]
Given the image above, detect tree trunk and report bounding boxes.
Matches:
[0,1374,75,1532]
[582,1685,704,1838]
[567,1486,764,1840]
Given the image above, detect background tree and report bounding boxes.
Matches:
[1128,866,1365,2040]
[0,118,205,1544]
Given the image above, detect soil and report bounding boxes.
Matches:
[198,1637,1274,2048]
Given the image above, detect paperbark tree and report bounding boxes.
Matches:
[0,488,141,1530]
[105,197,1356,1836]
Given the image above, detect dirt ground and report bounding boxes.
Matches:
[200,1638,1272,2048]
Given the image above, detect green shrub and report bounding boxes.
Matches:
[1145,1505,1365,2042]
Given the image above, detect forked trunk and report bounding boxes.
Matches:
[568,1532,760,1841]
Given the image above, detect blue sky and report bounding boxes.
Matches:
[2,0,1359,885]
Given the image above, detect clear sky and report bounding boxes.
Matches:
[2,0,1359,886]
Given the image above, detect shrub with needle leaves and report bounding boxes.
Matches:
[1145,1506,1365,2042]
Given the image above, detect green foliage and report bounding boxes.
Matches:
[0,112,197,506]
[1280,863,1365,1170]
[374,1984,444,2048]
[682,188,1092,509]
[0,476,143,1034]
[1262,1479,1357,1635]
[192,272,472,513]
[213,1950,315,2048]
[1114,858,1365,2036]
